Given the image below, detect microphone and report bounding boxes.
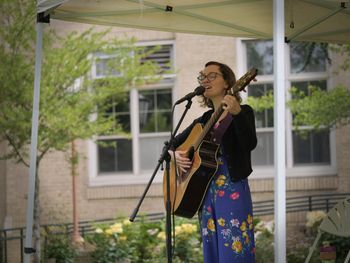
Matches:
[174,86,205,105]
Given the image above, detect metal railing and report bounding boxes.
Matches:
[253,192,349,216]
[1,193,349,263]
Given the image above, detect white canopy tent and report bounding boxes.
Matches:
[26,1,350,262]
[37,0,350,43]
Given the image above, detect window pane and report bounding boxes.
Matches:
[157,89,172,110]
[104,94,131,133]
[248,84,274,128]
[139,89,172,133]
[293,130,330,164]
[291,80,327,126]
[98,139,133,173]
[140,45,173,74]
[95,57,122,77]
[290,42,327,73]
[292,80,327,95]
[140,136,169,170]
[245,40,274,166]
[291,80,330,165]
[246,40,273,75]
[252,132,274,166]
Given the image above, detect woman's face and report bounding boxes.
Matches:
[199,64,228,99]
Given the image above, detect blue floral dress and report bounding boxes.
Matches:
[199,152,255,263]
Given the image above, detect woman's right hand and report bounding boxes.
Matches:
[168,150,192,173]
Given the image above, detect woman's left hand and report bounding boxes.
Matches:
[222,95,241,115]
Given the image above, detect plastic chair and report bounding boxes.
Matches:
[305,196,350,263]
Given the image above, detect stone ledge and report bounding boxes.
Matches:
[86,175,339,200]
[250,175,338,193]
[87,183,163,200]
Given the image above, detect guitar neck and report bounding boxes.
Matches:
[193,106,224,150]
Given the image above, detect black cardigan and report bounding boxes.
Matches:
[170,104,257,182]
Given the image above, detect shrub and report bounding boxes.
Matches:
[86,217,202,263]
[155,219,203,263]
[42,226,77,263]
[40,216,341,263]
[254,220,274,263]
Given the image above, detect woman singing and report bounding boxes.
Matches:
[169,61,257,262]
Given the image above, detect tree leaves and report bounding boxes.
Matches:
[289,85,350,130]
[246,85,350,131]
[0,0,161,164]
[246,91,274,112]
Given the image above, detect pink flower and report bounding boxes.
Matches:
[207,206,212,212]
[218,190,225,197]
[230,192,240,200]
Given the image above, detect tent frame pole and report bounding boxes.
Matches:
[23,12,49,263]
[273,0,286,262]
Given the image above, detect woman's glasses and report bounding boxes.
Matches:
[197,72,223,83]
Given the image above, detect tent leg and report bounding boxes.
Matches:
[23,21,44,263]
[273,0,287,262]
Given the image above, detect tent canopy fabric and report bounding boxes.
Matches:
[38,0,350,44]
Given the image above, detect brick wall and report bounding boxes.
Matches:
[0,142,6,227]
[332,50,350,193]
[336,124,350,192]
[5,159,29,228]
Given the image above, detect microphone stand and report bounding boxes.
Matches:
[129,99,194,263]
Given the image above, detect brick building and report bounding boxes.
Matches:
[1,20,349,232]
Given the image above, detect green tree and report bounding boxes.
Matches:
[246,85,350,131]
[287,43,350,130]
[0,0,160,261]
[246,43,350,131]
[245,91,274,114]
[288,85,350,130]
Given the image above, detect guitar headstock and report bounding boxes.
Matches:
[230,68,258,95]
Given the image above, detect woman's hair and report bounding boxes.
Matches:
[199,61,241,109]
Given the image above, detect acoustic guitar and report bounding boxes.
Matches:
[163,68,258,218]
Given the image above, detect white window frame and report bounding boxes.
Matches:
[236,38,337,179]
[88,40,175,186]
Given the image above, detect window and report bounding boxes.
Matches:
[289,41,331,166]
[90,42,175,184]
[248,83,274,166]
[98,138,132,172]
[139,88,173,171]
[95,55,122,78]
[139,89,172,133]
[291,80,330,165]
[98,94,132,173]
[245,40,274,166]
[241,39,334,175]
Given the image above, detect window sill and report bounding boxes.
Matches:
[89,165,337,187]
[87,171,164,200]
[250,164,337,179]
[89,170,164,187]
[87,166,338,199]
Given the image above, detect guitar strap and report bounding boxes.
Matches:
[210,112,233,144]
